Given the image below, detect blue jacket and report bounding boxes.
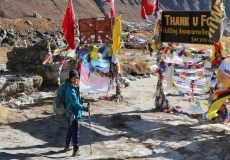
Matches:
[64,81,88,120]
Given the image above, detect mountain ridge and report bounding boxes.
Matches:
[0,0,229,22]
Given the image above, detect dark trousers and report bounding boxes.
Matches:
[65,120,80,151]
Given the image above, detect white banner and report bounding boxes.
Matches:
[163,66,174,95]
[80,62,109,93]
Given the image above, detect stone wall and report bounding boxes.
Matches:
[6,40,76,86]
[0,73,43,100]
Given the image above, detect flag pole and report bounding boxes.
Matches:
[207,0,229,121]
[152,8,169,110]
[140,0,168,109]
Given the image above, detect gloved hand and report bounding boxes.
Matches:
[87,107,91,113]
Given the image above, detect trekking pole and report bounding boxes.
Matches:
[87,102,92,155]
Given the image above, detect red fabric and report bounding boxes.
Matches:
[62,0,75,50]
[107,0,115,17]
[62,46,71,52]
[104,72,110,77]
[141,6,148,19]
[77,63,81,75]
[109,6,115,17]
[141,0,158,17]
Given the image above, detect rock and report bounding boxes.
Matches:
[16,92,27,98]
[46,17,51,21]
[127,75,137,81]
[124,82,130,87]
[0,62,7,71]
[14,101,21,107]
[34,30,44,39]
[6,32,15,39]
[18,97,28,103]
[9,103,16,108]
[0,37,3,46]
[0,72,43,100]
[33,11,42,18]
[25,20,33,26]
[119,77,130,83]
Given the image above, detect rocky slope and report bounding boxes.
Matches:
[0,0,229,21]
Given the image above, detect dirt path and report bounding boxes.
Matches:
[0,77,230,160]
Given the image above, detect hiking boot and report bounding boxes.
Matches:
[72,150,80,156]
[63,146,72,152]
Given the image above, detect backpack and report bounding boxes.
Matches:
[53,80,68,115]
[66,104,75,123]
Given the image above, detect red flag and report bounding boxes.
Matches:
[109,4,115,17]
[62,0,75,49]
[141,0,158,18]
[141,6,148,19]
[105,0,115,18]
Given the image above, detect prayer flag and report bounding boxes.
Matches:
[62,0,75,49]
[80,62,109,93]
[141,0,158,19]
[207,88,230,120]
[106,0,115,18]
[209,0,223,42]
[112,15,122,57]
[141,6,148,19]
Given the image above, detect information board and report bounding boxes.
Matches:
[79,17,113,44]
[161,11,213,44]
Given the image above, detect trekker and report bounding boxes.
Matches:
[63,70,90,156]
